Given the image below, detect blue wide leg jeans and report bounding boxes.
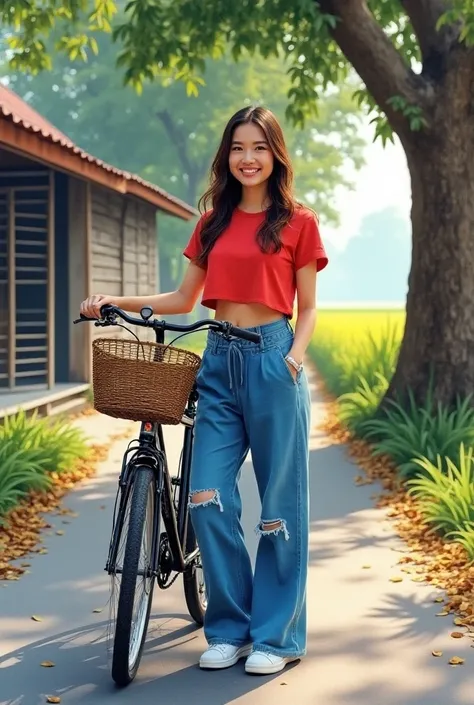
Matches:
[188,317,311,657]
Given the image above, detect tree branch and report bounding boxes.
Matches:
[318,0,430,135]
[400,0,448,56]
[156,109,194,178]
[400,0,459,61]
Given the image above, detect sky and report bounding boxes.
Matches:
[323,121,412,252]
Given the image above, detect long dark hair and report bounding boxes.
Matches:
[197,106,295,265]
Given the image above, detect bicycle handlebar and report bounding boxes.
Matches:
[73,304,262,344]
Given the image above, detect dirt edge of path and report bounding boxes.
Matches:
[316,376,474,661]
[0,414,130,582]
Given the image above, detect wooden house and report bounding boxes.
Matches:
[0,84,197,417]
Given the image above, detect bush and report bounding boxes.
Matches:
[407,444,474,559]
[0,410,89,518]
[360,392,474,478]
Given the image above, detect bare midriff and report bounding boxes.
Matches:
[214,300,285,329]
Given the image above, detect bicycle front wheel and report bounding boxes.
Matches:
[111,467,157,687]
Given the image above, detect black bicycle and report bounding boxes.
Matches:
[74,304,260,687]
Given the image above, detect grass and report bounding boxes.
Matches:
[166,329,206,354]
[0,410,90,519]
[310,309,404,396]
[309,309,403,432]
[309,307,474,559]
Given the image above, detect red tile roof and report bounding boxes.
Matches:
[0,83,197,220]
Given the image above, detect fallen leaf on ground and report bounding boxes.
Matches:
[41,661,55,668]
[432,650,443,657]
[449,656,464,665]
[92,608,102,613]
[318,387,474,651]
[0,439,108,582]
[46,697,61,704]
[55,531,65,536]
[362,565,371,569]
[451,632,464,639]
[389,576,403,583]
[31,615,43,622]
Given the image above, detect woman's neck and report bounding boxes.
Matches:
[238,184,270,213]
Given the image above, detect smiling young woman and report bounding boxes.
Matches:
[80,105,328,675]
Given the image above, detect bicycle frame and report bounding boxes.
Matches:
[105,325,199,580]
[74,304,260,583]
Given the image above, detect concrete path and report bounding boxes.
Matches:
[1,370,474,705]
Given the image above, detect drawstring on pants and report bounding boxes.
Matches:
[226,340,244,391]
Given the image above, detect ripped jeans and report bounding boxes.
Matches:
[188,317,311,657]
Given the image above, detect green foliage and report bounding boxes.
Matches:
[309,322,400,432]
[309,324,399,397]
[360,393,474,479]
[1,0,115,73]
[407,445,474,559]
[337,372,390,434]
[4,40,364,223]
[309,312,474,559]
[2,0,474,140]
[4,38,366,289]
[0,410,89,518]
[437,3,474,44]
[387,96,427,132]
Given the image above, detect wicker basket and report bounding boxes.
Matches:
[92,337,202,424]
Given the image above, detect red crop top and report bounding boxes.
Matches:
[183,206,328,317]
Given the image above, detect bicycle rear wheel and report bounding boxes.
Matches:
[183,518,207,625]
[111,467,157,687]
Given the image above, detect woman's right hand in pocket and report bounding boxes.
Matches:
[80,294,116,319]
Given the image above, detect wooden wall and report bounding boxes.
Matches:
[91,185,157,296]
[68,179,159,382]
[68,177,91,382]
[90,185,158,343]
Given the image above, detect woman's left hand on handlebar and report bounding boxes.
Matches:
[80,294,116,319]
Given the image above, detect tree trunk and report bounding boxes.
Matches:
[382,94,474,408]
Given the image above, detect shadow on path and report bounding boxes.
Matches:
[0,614,286,705]
[1,376,474,704]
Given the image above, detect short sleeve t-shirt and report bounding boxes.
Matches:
[183,205,328,317]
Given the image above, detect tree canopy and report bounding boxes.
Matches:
[3,32,364,218]
[3,35,365,289]
[3,0,474,404]
[1,1,473,144]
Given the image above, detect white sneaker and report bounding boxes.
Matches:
[245,650,300,675]
[199,643,252,669]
